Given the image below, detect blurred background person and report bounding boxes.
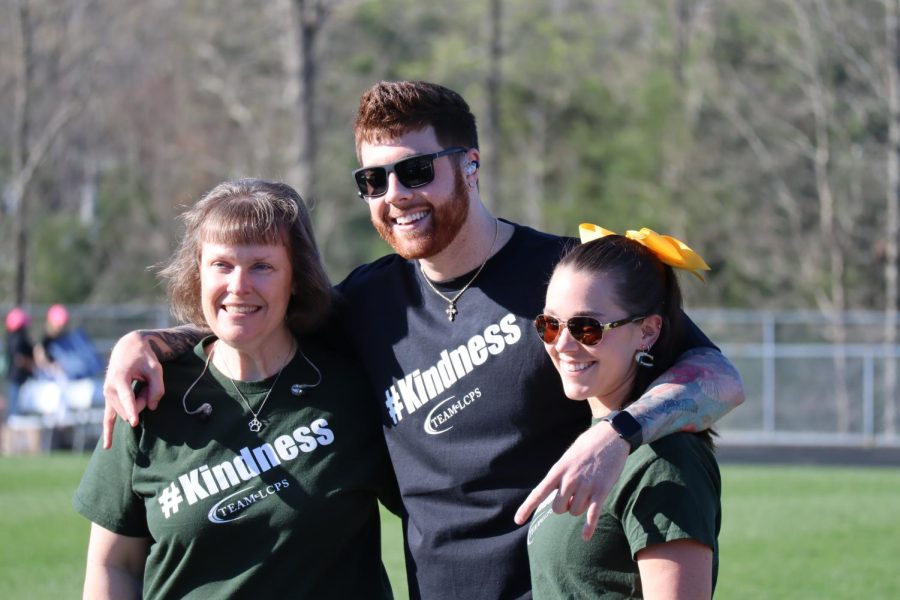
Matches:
[34,303,103,382]
[4,307,35,421]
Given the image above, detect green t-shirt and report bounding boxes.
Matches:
[74,335,397,599]
[527,430,721,599]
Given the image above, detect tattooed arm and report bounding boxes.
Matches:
[516,346,744,539]
[101,326,207,449]
[629,346,744,442]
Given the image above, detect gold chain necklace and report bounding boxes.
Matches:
[419,219,500,322]
[216,340,295,432]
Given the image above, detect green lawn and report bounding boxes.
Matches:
[1,454,898,599]
[716,465,900,599]
[0,454,92,598]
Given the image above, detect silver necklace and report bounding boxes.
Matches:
[216,341,295,432]
[419,219,500,322]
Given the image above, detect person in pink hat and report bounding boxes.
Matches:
[35,304,70,377]
[4,307,35,420]
[35,304,103,381]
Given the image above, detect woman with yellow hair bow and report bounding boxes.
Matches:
[525,226,721,599]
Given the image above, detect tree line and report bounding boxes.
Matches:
[2,0,898,327]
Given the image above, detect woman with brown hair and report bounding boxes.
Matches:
[526,224,720,599]
[74,179,396,599]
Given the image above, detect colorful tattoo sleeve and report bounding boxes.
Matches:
[626,346,745,443]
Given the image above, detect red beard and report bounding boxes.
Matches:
[372,167,469,260]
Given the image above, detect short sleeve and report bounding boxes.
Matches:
[620,436,720,558]
[72,421,150,538]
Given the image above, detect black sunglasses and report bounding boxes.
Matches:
[353,147,467,199]
[533,314,646,346]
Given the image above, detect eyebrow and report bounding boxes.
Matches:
[542,309,605,318]
[362,149,440,169]
[203,248,283,261]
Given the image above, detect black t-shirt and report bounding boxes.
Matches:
[337,221,711,600]
[5,329,34,384]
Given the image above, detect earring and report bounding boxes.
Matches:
[634,346,654,368]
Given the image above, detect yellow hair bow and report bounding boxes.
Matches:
[578,223,711,282]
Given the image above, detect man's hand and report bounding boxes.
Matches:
[514,421,629,540]
[101,331,165,449]
[101,326,205,449]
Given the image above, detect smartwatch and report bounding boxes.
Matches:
[601,410,643,454]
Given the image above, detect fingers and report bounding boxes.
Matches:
[102,405,116,450]
[567,482,593,517]
[102,374,137,449]
[120,381,140,425]
[514,470,561,525]
[516,423,632,530]
[581,502,601,541]
[100,329,165,421]
[517,472,605,535]
[133,397,148,421]
[103,370,136,421]
[551,478,575,514]
[101,384,149,450]
[142,370,165,411]
[102,377,121,418]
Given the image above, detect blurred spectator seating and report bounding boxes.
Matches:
[3,378,103,454]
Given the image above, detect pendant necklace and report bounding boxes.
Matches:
[217,340,295,432]
[419,219,500,322]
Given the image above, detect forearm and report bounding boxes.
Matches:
[139,325,207,361]
[627,346,745,443]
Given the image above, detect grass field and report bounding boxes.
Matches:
[1,454,898,599]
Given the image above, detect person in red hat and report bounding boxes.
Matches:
[4,307,35,420]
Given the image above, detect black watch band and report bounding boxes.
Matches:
[601,410,643,454]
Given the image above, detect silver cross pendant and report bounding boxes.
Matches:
[446,302,458,322]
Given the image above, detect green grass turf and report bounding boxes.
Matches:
[2,454,898,599]
[0,453,91,598]
[716,464,900,599]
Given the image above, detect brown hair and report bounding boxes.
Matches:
[159,179,333,334]
[354,81,478,155]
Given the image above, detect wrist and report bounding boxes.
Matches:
[600,410,643,454]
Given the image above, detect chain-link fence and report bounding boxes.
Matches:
[5,305,899,449]
[695,309,900,448]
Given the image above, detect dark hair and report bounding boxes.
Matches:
[354,81,479,154]
[159,179,334,334]
[557,235,713,446]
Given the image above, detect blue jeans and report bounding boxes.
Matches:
[5,381,21,420]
